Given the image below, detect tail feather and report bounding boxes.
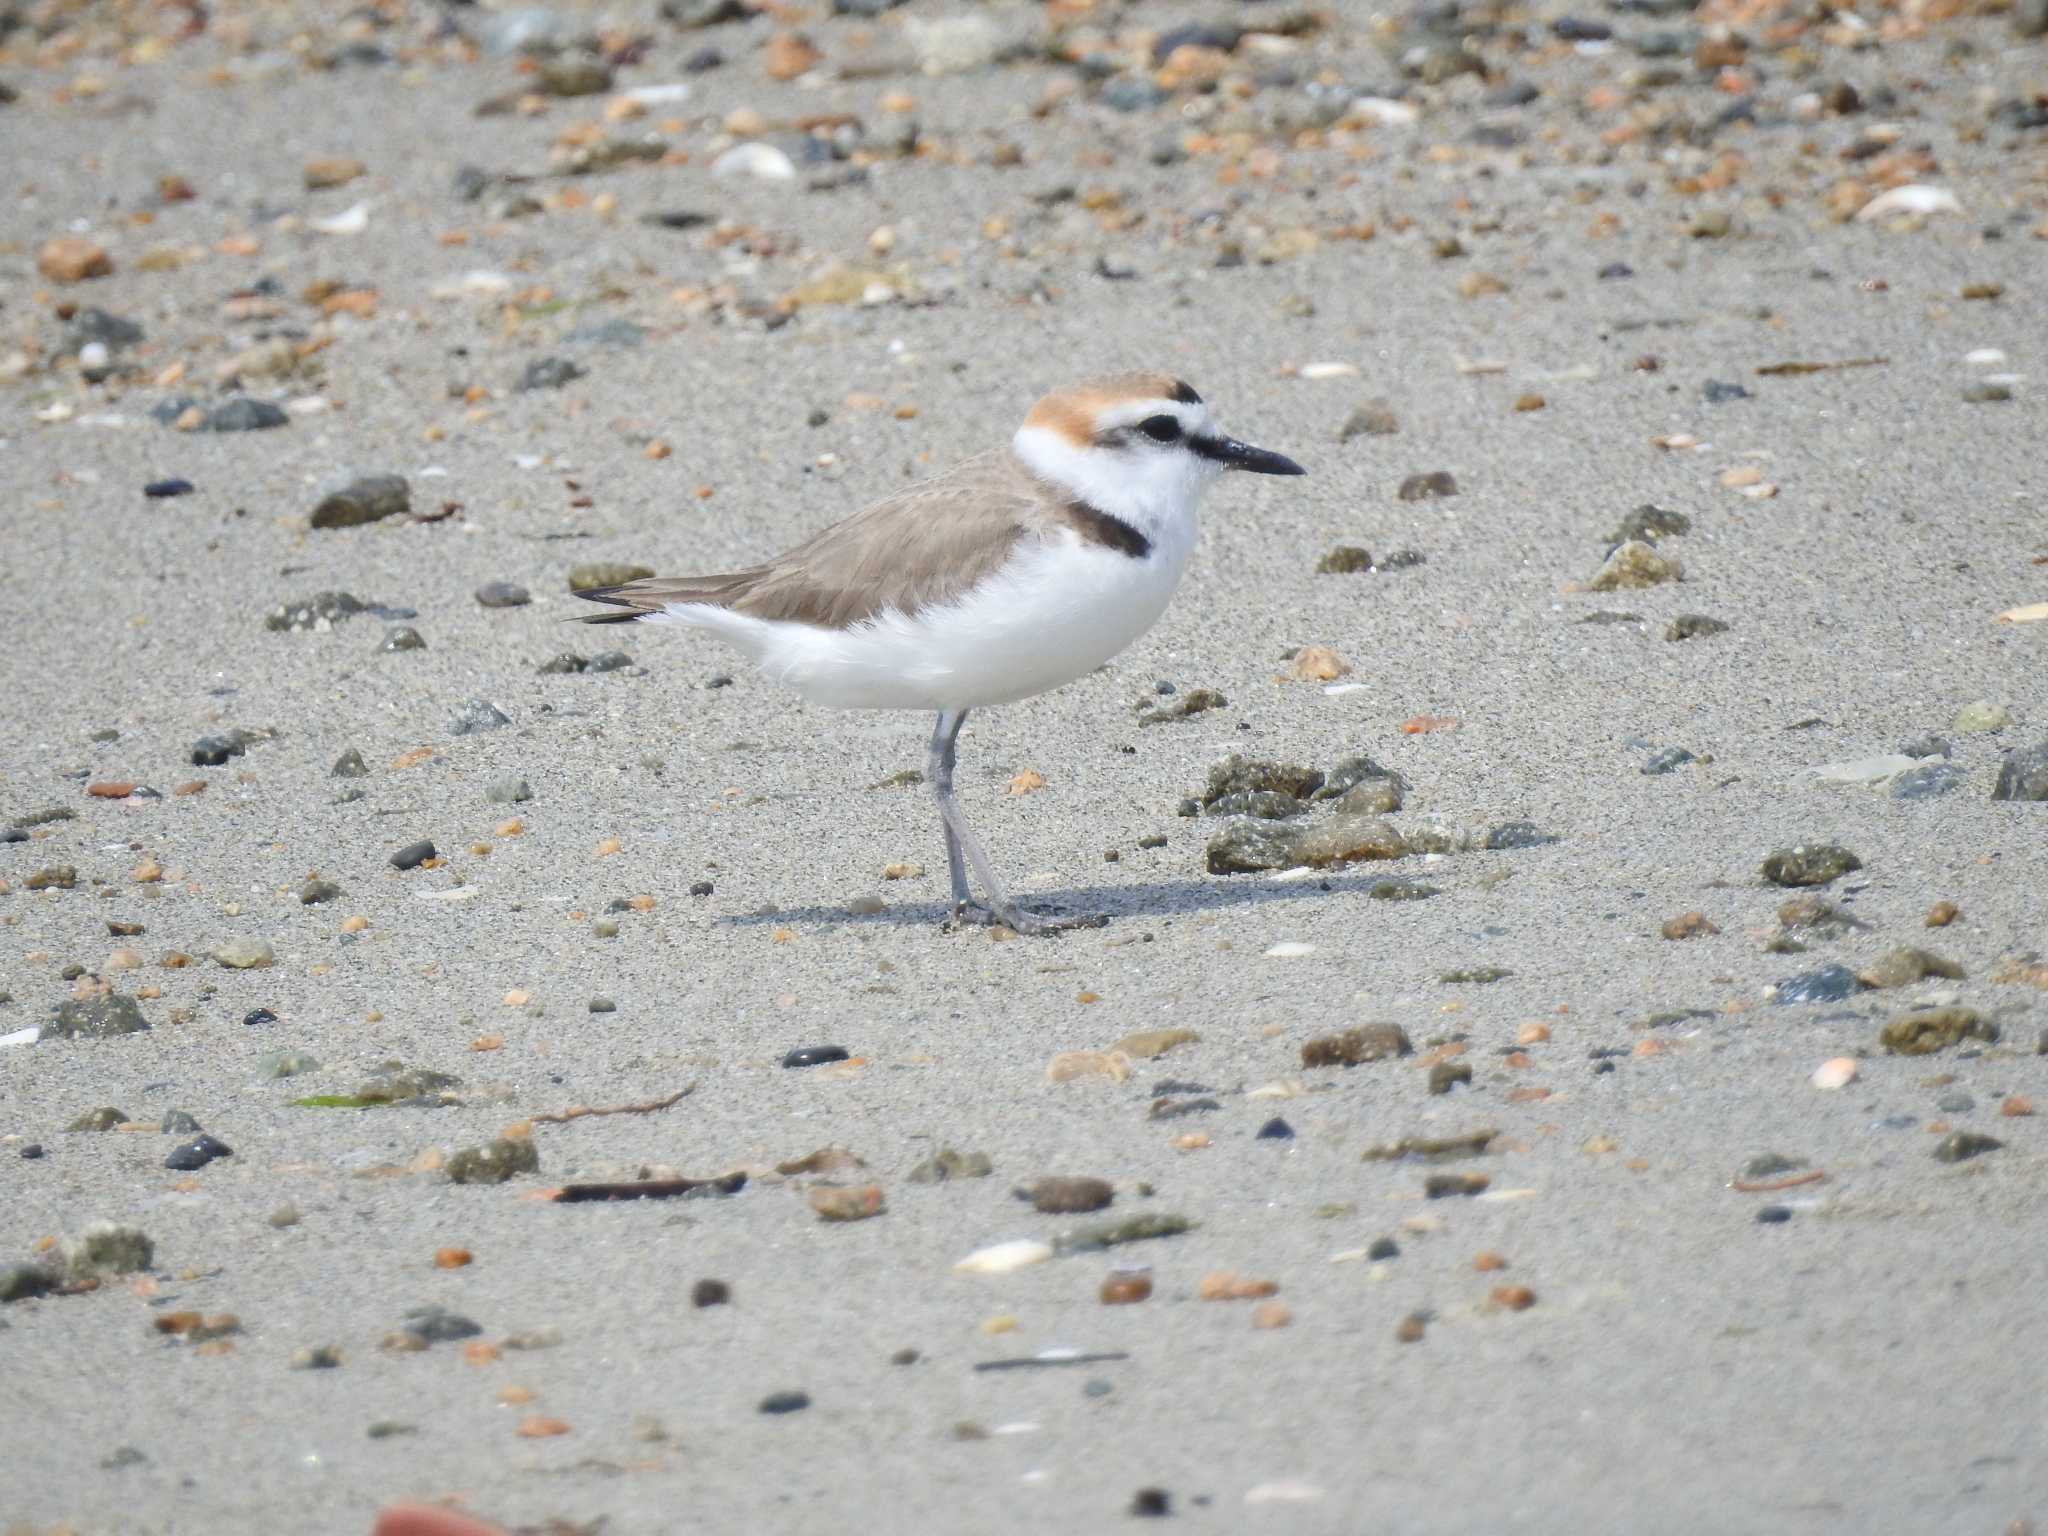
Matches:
[570,573,756,624]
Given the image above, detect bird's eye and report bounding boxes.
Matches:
[1137,414,1183,443]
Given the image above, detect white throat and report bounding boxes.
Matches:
[1012,425,1216,549]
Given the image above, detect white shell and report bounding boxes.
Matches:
[953,1239,1053,1275]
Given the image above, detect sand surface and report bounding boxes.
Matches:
[3,0,2046,1531]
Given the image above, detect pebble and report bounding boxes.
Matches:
[1756,1206,1793,1225]
[1339,401,1400,440]
[1,1264,56,1302]
[449,699,512,736]
[1666,614,1730,641]
[1932,1132,2002,1164]
[1812,1058,1859,1089]
[1856,948,1962,989]
[1761,845,1862,887]
[68,1107,128,1132]
[588,996,616,1013]
[38,236,113,283]
[213,938,275,970]
[389,840,436,870]
[783,1044,850,1069]
[1642,746,1696,775]
[810,1185,886,1222]
[515,357,585,392]
[144,478,195,499]
[1991,740,2048,802]
[202,398,290,433]
[692,1279,730,1307]
[1772,966,1860,1005]
[47,993,151,1040]
[258,1051,322,1079]
[398,1305,482,1345]
[1880,1007,1996,1055]
[445,1138,539,1185]
[1255,1117,1295,1140]
[1302,1024,1411,1066]
[758,1391,810,1415]
[1047,1050,1131,1084]
[62,1222,153,1281]
[290,1345,343,1370]
[907,1147,992,1183]
[954,1240,1053,1275]
[475,582,531,609]
[1397,470,1458,500]
[164,1134,233,1171]
[1953,700,2015,733]
[1892,762,1966,800]
[161,1110,203,1135]
[1590,540,1682,591]
[1026,1177,1112,1214]
[310,473,410,530]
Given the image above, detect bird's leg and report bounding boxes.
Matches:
[927,709,1106,936]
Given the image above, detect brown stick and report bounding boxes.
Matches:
[1730,1170,1826,1193]
[529,1085,694,1125]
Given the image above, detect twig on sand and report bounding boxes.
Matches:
[1729,1170,1826,1193]
[529,1085,694,1125]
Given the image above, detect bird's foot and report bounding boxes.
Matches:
[945,900,1108,937]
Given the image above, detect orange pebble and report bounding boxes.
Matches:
[434,1248,473,1270]
[463,1341,502,1365]
[1491,1285,1537,1311]
[1099,1269,1152,1305]
[497,1385,537,1406]
[2002,1097,2034,1118]
[1473,1251,1508,1272]
[1251,1301,1292,1329]
[515,1415,570,1438]
[1516,1022,1551,1045]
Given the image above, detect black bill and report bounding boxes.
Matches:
[1191,435,1307,475]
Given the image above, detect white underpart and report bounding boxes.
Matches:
[647,418,1217,711]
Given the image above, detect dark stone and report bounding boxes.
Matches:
[164,1134,233,1171]
[1599,262,1634,280]
[584,650,632,673]
[1642,746,1696,775]
[1203,754,1323,804]
[265,591,368,631]
[1880,1008,1997,1055]
[1101,79,1168,112]
[1204,790,1305,821]
[1702,380,1750,404]
[1204,819,1297,875]
[1255,1117,1295,1140]
[160,1110,202,1135]
[1316,545,1374,575]
[331,747,368,778]
[144,478,195,499]
[1761,844,1862,887]
[1755,1205,1792,1224]
[1553,16,1611,39]
[515,357,585,392]
[783,1045,850,1069]
[243,1007,278,1027]
[1610,504,1691,544]
[1026,1176,1113,1214]
[1302,1023,1410,1066]
[759,1390,810,1415]
[445,1137,540,1185]
[402,1305,483,1343]
[1932,1132,2002,1164]
[448,698,511,735]
[204,397,289,432]
[1130,1489,1173,1518]
[692,1278,731,1307]
[539,653,587,675]
[1891,762,1964,800]
[1666,613,1730,641]
[1398,470,1458,501]
[1483,821,1556,850]
[1367,1236,1400,1261]
[1427,1060,1473,1094]
[68,308,145,351]
[390,839,436,870]
[47,993,152,1041]
[1991,740,2048,802]
[310,473,410,529]
[190,733,249,767]
[689,880,714,896]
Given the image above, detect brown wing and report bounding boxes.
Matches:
[573,450,1048,630]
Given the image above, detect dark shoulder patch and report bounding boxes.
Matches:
[1061,499,1152,560]
[1169,379,1202,405]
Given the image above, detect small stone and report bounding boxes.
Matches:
[1339,401,1399,440]
[1112,1028,1199,1060]
[1892,762,1966,800]
[1027,1176,1113,1214]
[783,1044,850,1069]
[331,747,369,778]
[310,473,409,529]
[1812,1058,1858,1089]
[1925,901,1960,928]
[1642,746,1696,775]
[213,938,275,970]
[1772,966,1861,1005]
[1932,1132,2002,1164]
[907,1147,993,1183]
[39,236,113,283]
[1289,816,1411,868]
[258,1050,322,1079]
[585,652,630,674]
[692,1279,731,1307]
[67,1107,129,1132]
[445,1138,540,1185]
[47,993,152,1040]
[588,996,617,1014]
[1255,1117,1295,1140]
[1667,614,1730,642]
[401,1305,483,1344]
[1856,948,1963,990]
[25,865,77,890]
[1661,911,1719,940]
[1102,1269,1154,1307]
[809,1185,885,1222]
[1756,1206,1793,1225]
[1302,1024,1411,1067]
[759,1391,810,1415]
[1590,540,1682,591]
[380,626,426,653]
[1427,1061,1473,1095]
[485,778,533,806]
[290,1345,344,1370]
[1483,821,1556,850]
[475,582,531,609]
[144,478,195,499]
[1991,740,2048,802]
[1761,845,1862,887]
[1395,1313,1428,1343]
[1880,1008,1997,1055]
[190,733,248,767]
[1046,1050,1132,1084]
[1491,1285,1537,1312]
[1205,820,1298,875]
[62,1222,153,1281]
[164,1134,232,1171]
[953,1239,1054,1275]
[449,699,512,736]
[160,1110,203,1135]
[1612,503,1692,540]
[203,398,289,433]
[1315,546,1374,575]
[390,840,436,870]
[516,358,585,392]
[1424,1173,1490,1199]
[1398,471,1458,501]
[1953,700,2015,734]
[540,56,612,96]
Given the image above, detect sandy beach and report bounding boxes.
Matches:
[3,0,2046,1530]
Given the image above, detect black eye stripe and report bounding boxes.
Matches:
[1137,414,1183,443]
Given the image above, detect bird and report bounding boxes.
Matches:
[574,372,1306,935]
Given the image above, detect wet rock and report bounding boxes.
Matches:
[266,592,368,632]
[389,840,436,870]
[165,1134,233,1171]
[1205,820,1296,874]
[62,1222,153,1281]
[47,993,151,1041]
[213,938,275,970]
[1667,614,1730,641]
[1398,470,1458,500]
[569,562,655,592]
[1880,1008,1997,1055]
[1932,1132,2002,1164]
[1025,1176,1113,1213]
[1761,845,1862,887]
[310,473,409,530]
[1204,790,1305,821]
[476,581,530,609]
[67,1107,128,1132]
[1856,948,1963,989]
[1991,740,2048,802]
[516,357,585,392]
[1772,965,1861,1005]
[1313,756,1403,803]
[1339,401,1399,440]
[1893,762,1966,800]
[907,1147,993,1183]
[1290,816,1411,867]
[331,747,368,778]
[783,1045,850,1069]
[1203,754,1323,804]
[1302,1024,1411,1067]
[203,397,289,432]
[1590,540,1682,591]
[449,699,511,736]
[445,1138,539,1185]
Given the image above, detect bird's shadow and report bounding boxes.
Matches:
[717,868,1444,932]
